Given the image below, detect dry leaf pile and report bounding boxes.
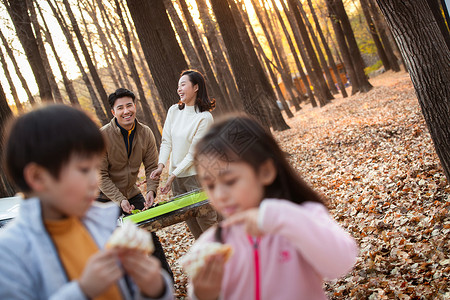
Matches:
[148,71,450,299]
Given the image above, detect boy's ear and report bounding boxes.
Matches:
[259,159,277,186]
[23,163,50,192]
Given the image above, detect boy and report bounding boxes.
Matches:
[0,104,173,300]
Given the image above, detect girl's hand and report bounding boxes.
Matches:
[120,250,165,298]
[222,208,263,236]
[160,174,176,195]
[78,249,123,298]
[150,164,164,180]
[192,254,225,300]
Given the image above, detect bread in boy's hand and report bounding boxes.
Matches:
[179,242,233,278]
[106,221,154,254]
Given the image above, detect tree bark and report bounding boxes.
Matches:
[376,0,450,181]
[5,0,53,102]
[0,82,16,197]
[61,0,112,118]
[427,0,450,51]
[0,29,35,105]
[126,0,188,113]
[116,0,162,146]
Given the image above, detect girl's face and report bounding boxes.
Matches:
[178,75,198,106]
[38,154,102,220]
[197,156,274,218]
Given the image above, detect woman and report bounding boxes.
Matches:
[150,70,219,239]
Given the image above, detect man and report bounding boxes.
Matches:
[98,88,173,279]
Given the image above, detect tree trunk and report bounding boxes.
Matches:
[0,82,16,197]
[376,0,450,181]
[126,0,188,113]
[48,0,108,124]
[27,0,64,103]
[359,0,391,71]
[61,0,112,118]
[326,0,361,95]
[297,1,339,95]
[36,1,79,106]
[231,0,290,130]
[0,46,23,112]
[164,0,202,71]
[178,0,231,113]
[5,0,53,102]
[115,0,162,146]
[307,0,348,98]
[332,0,373,92]
[367,0,401,71]
[196,0,242,110]
[78,1,98,69]
[288,0,331,106]
[0,29,35,105]
[427,0,450,51]
[209,0,289,130]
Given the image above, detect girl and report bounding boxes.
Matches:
[188,115,358,300]
[150,70,219,239]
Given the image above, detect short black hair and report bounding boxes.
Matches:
[108,88,136,109]
[3,104,105,193]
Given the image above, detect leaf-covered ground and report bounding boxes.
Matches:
[151,71,450,299]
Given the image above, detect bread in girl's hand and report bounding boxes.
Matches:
[179,242,233,278]
[106,220,154,254]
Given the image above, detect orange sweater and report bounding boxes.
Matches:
[45,217,122,300]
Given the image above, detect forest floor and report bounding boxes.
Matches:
[146,70,450,299]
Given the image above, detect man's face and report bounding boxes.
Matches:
[112,96,136,130]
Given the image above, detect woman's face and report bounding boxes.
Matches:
[178,75,198,106]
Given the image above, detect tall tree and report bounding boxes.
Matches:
[359,0,391,71]
[306,0,348,98]
[178,0,232,112]
[366,0,401,71]
[115,0,162,145]
[0,45,23,112]
[126,0,188,112]
[48,0,108,124]
[36,1,79,106]
[60,0,112,118]
[195,0,241,109]
[0,29,35,105]
[427,0,450,51]
[4,0,53,102]
[26,0,63,103]
[209,0,289,130]
[329,0,373,92]
[376,0,450,180]
[0,82,15,197]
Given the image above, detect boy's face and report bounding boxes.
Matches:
[39,154,102,220]
[111,96,136,130]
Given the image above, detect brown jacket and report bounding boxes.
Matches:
[98,118,159,205]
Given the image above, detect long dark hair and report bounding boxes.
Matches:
[178,70,215,112]
[194,114,324,206]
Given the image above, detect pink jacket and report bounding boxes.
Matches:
[188,199,358,300]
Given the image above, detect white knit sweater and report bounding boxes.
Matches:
[158,104,214,177]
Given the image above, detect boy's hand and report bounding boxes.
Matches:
[222,208,263,236]
[121,200,135,214]
[192,254,225,300]
[120,250,165,298]
[79,249,123,298]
